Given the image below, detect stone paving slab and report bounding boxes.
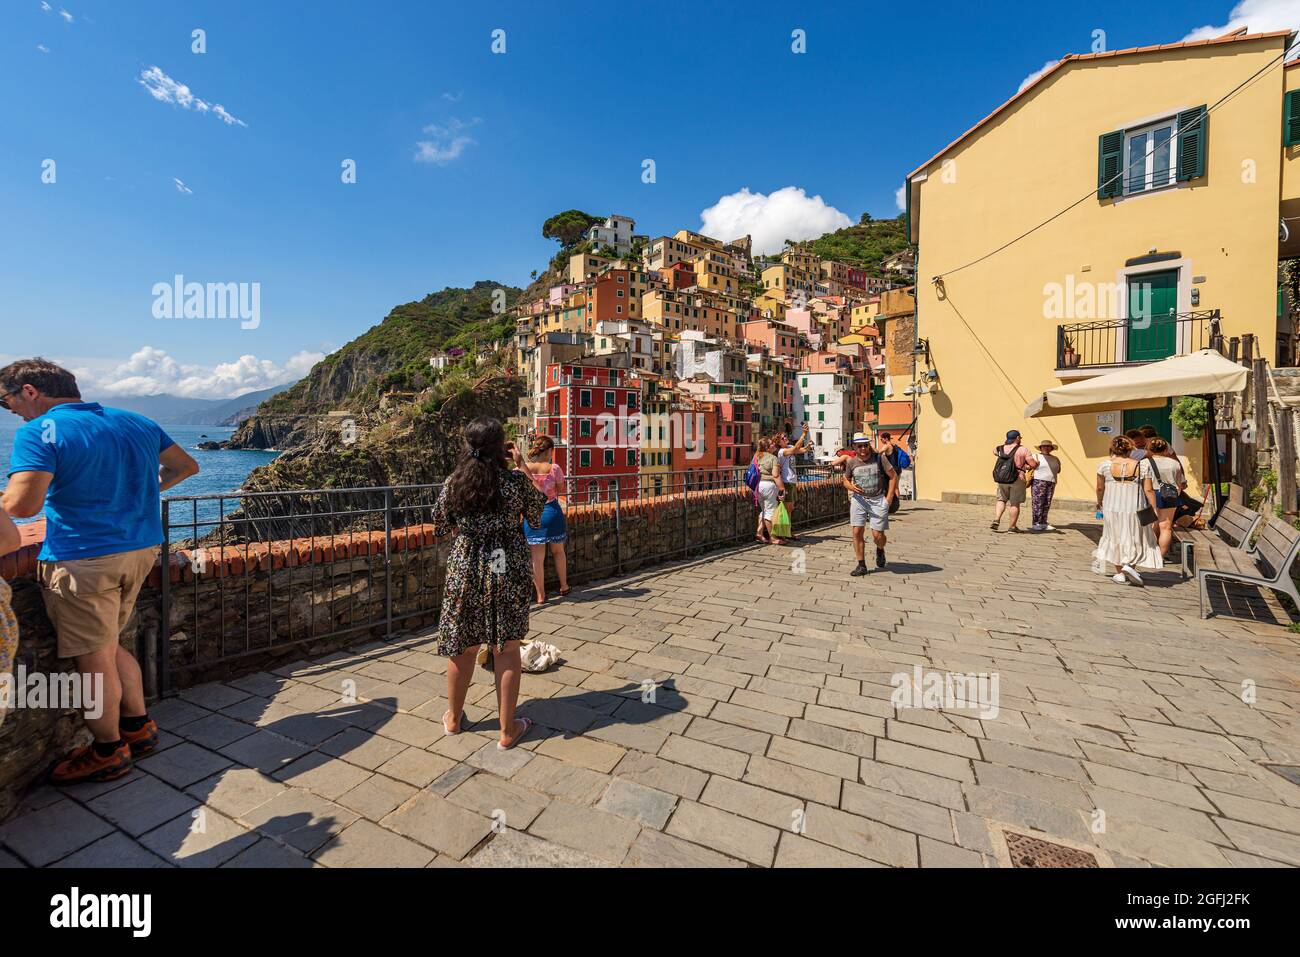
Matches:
[3,502,1299,867]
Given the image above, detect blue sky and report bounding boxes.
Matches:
[0,0,1288,397]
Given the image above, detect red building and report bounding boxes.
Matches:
[659,261,697,290]
[669,400,718,481]
[845,266,870,291]
[536,362,640,502]
[711,396,752,470]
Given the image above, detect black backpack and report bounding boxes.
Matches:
[992,446,1020,484]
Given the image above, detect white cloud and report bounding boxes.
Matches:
[138,66,247,127]
[1183,0,1300,41]
[40,2,52,11]
[88,346,324,399]
[441,91,462,102]
[414,117,478,164]
[699,186,852,256]
[58,7,72,21]
[36,43,49,53]
[1017,58,1059,93]
[173,178,192,194]
[895,185,907,212]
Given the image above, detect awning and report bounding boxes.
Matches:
[1024,349,1248,418]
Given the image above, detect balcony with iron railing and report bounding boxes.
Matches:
[1055,309,1220,375]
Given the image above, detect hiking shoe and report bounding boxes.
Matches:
[50,743,132,786]
[850,563,868,577]
[875,548,887,569]
[121,718,159,758]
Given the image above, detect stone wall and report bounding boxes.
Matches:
[0,475,844,820]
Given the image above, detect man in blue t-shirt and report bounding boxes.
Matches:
[1,358,199,785]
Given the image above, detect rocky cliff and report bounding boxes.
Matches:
[223,280,520,451]
[214,373,526,542]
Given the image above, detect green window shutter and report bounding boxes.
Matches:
[904,176,912,239]
[1285,90,1300,147]
[1176,105,1208,181]
[1097,131,1124,199]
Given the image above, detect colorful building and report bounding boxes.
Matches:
[536,362,641,502]
[903,27,1296,503]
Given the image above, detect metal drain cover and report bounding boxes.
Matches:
[1003,830,1100,868]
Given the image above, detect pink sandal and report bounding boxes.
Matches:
[497,717,532,750]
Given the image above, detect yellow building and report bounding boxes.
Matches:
[636,375,675,492]
[537,289,590,335]
[642,288,740,342]
[903,28,1297,505]
[568,251,614,284]
[761,258,820,303]
[754,289,788,320]
[850,299,881,333]
[644,231,724,271]
[690,251,741,295]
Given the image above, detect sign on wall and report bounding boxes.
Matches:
[1095,411,1118,434]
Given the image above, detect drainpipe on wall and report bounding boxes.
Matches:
[907,175,920,500]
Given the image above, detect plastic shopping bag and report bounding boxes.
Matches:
[771,501,792,539]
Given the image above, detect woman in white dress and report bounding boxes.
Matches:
[1094,434,1162,586]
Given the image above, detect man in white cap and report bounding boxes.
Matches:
[843,432,897,576]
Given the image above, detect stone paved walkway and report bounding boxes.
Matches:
[3,502,1299,868]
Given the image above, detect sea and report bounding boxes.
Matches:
[0,417,279,541]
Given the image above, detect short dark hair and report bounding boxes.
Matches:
[1123,428,1142,440]
[879,432,891,440]
[1138,425,1159,438]
[0,357,80,399]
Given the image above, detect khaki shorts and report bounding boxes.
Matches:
[850,493,889,531]
[996,481,1027,506]
[38,546,160,659]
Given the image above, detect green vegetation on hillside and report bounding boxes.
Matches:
[260,280,521,414]
[801,213,911,276]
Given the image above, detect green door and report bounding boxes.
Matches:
[1126,270,1178,362]
[1123,402,1173,442]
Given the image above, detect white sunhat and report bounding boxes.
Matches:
[852,432,871,444]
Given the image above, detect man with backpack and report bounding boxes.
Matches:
[844,432,897,576]
[991,429,1037,533]
[878,432,912,514]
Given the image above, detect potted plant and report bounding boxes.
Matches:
[1061,335,1080,368]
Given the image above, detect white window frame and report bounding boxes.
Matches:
[1123,116,1177,196]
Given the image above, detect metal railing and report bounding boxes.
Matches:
[1056,310,1219,370]
[154,464,841,695]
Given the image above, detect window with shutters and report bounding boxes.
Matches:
[1285,89,1300,147]
[1098,105,1206,199]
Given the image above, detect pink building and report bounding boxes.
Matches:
[739,318,801,359]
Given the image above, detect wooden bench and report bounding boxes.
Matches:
[1197,516,1300,619]
[1176,500,1262,580]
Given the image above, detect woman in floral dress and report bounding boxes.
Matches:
[430,416,545,750]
